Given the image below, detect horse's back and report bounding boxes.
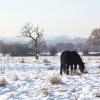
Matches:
[61,51,74,64]
[61,51,82,64]
[72,51,83,64]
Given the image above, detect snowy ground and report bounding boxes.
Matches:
[0,56,100,100]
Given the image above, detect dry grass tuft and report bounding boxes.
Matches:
[42,90,49,97]
[50,75,62,85]
[70,70,77,76]
[0,79,6,86]
[43,59,51,65]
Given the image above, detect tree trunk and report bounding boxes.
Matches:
[35,39,39,60]
[35,49,39,60]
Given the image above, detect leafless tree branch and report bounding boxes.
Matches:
[20,23,44,60]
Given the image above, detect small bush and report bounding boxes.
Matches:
[43,59,51,65]
[43,59,49,63]
[42,90,49,97]
[0,79,6,86]
[50,75,62,85]
[70,70,77,76]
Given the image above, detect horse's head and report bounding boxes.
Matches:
[79,62,85,73]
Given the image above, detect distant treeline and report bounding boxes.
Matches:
[0,40,84,56]
[0,41,32,56]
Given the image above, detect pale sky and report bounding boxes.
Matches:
[0,0,100,38]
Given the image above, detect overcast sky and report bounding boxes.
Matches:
[0,0,100,38]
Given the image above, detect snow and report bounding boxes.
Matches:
[0,56,100,100]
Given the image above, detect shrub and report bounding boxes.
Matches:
[70,71,77,76]
[0,79,6,86]
[43,59,51,65]
[42,90,49,97]
[50,75,62,85]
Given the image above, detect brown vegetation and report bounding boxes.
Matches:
[50,75,62,85]
[42,90,49,97]
[0,79,6,86]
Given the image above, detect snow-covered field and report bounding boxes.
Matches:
[0,56,100,100]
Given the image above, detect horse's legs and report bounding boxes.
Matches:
[70,65,73,74]
[74,64,77,70]
[73,64,77,74]
[60,63,63,75]
[71,65,73,71]
[66,64,69,75]
[63,64,66,74]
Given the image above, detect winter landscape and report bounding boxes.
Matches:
[0,56,100,100]
[0,0,100,100]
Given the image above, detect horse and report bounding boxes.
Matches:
[60,51,85,75]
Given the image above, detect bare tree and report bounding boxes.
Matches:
[21,23,44,59]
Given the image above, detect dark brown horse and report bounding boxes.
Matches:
[60,51,85,75]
